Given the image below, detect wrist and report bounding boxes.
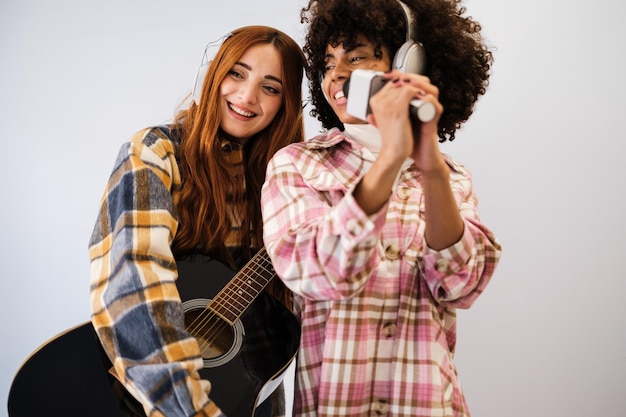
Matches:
[420,159,449,179]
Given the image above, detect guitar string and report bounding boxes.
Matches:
[189,252,272,330]
[185,251,275,353]
[191,258,274,353]
[188,270,258,341]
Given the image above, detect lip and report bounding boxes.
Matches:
[228,102,257,119]
[330,85,347,106]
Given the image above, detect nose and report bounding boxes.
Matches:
[238,81,258,104]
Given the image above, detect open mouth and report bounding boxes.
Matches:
[228,103,256,118]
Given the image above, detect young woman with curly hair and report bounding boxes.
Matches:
[261,1,502,416]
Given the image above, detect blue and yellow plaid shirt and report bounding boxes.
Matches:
[89,126,254,417]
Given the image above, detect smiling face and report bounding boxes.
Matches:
[219,43,284,144]
[321,35,391,125]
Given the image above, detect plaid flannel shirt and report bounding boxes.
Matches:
[261,128,502,417]
[89,126,273,417]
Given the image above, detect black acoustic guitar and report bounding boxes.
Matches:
[7,248,300,417]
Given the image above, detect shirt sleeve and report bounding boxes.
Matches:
[261,145,387,301]
[262,145,501,310]
[88,129,225,417]
[421,157,503,309]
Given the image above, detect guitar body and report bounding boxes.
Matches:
[7,254,300,417]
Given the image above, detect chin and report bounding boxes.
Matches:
[340,115,367,125]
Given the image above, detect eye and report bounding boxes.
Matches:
[228,69,244,79]
[350,56,365,63]
[263,85,281,95]
[323,63,335,73]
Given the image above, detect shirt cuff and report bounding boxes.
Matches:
[334,187,387,247]
[423,223,473,277]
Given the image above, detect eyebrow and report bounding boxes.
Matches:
[235,61,283,84]
[325,43,371,60]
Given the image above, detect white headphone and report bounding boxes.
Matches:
[392,0,426,74]
[192,32,233,105]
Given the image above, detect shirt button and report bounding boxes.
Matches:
[372,400,389,415]
[382,322,396,338]
[385,244,401,260]
[435,258,450,272]
[397,187,412,200]
[346,218,362,235]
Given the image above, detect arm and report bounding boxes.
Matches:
[261,142,386,301]
[89,129,224,417]
[365,71,464,250]
[365,71,500,307]
[421,158,502,309]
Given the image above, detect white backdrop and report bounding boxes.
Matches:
[1,1,625,416]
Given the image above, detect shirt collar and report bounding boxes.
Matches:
[220,139,244,164]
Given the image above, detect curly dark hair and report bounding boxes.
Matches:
[301,0,493,142]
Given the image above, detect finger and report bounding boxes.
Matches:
[397,75,437,98]
[366,113,378,127]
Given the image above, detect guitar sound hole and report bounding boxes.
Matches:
[181,298,245,368]
[184,308,233,358]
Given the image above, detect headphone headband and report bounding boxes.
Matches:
[392,0,426,74]
[397,0,415,42]
[192,32,234,105]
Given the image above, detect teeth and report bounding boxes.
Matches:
[229,103,255,117]
[334,90,345,100]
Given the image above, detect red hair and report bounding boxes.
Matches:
[173,26,305,266]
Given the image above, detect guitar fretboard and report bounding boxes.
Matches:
[208,247,276,324]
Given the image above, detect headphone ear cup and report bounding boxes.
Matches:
[392,40,426,74]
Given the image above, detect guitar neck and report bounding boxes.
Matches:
[208,247,276,324]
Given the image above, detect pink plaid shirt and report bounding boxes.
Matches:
[261,128,501,417]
